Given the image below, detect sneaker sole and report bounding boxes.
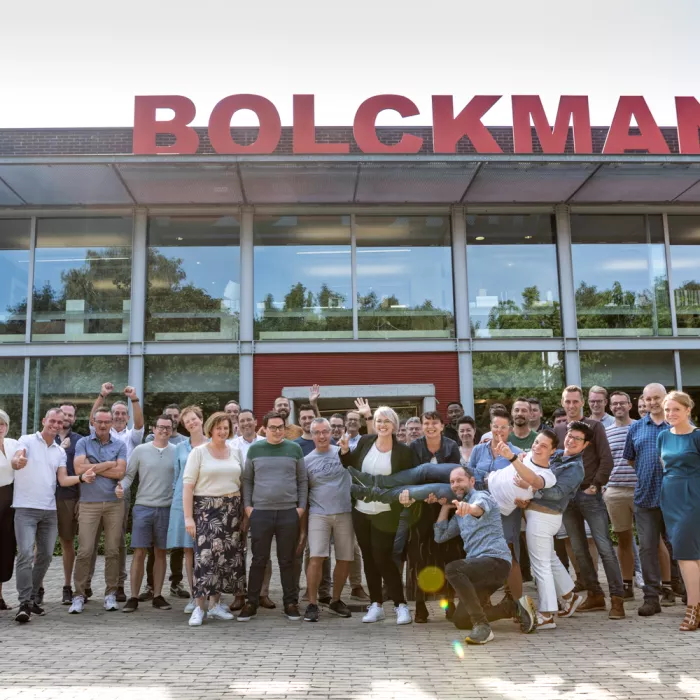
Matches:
[236,615,256,621]
[104,607,118,612]
[68,609,82,614]
[303,616,319,622]
[153,606,172,611]
[328,609,352,618]
[362,616,385,623]
[517,596,537,634]
[559,594,584,618]
[465,630,495,645]
[537,621,557,630]
[285,615,302,621]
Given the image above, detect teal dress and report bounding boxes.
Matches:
[657,429,700,559]
[166,439,195,549]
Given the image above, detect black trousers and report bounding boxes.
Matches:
[445,557,511,629]
[353,509,406,605]
[0,484,15,583]
[146,547,184,589]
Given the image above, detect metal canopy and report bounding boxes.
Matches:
[2,155,700,207]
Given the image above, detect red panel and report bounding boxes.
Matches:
[254,352,459,415]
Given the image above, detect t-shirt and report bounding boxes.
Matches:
[13,433,67,511]
[183,443,242,497]
[294,436,316,457]
[121,442,176,507]
[146,432,188,446]
[355,443,392,515]
[487,453,557,515]
[75,434,128,503]
[508,430,537,450]
[305,445,351,515]
[606,422,637,487]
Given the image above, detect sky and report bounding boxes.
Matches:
[2,0,699,129]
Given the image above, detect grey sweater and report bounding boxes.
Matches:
[122,443,176,507]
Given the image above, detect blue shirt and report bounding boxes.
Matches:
[433,489,511,564]
[55,430,83,500]
[468,441,522,489]
[623,414,670,508]
[75,434,127,503]
[533,450,584,513]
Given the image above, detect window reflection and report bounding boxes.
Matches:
[147,217,240,341]
[0,220,30,343]
[0,358,24,437]
[466,214,560,338]
[32,218,133,342]
[28,356,129,434]
[571,215,672,337]
[254,216,352,340]
[472,351,564,431]
[668,216,700,335]
[356,216,454,338]
[679,351,700,423]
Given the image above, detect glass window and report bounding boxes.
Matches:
[580,350,675,419]
[356,216,454,338]
[679,351,700,423]
[147,216,240,341]
[0,220,30,342]
[0,358,24,438]
[571,215,672,337]
[466,214,561,338]
[472,351,565,431]
[28,356,129,434]
[144,355,239,429]
[254,216,351,340]
[32,218,133,342]
[668,216,700,335]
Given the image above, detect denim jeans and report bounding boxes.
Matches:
[634,505,666,602]
[14,508,58,605]
[375,463,457,490]
[562,490,624,598]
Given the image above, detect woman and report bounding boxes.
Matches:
[658,391,700,631]
[0,409,19,610]
[457,416,476,466]
[183,412,246,627]
[339,406,415,625]
[167,405,206,614]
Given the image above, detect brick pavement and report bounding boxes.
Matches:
[0,553,698,700]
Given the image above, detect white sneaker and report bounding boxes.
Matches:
[634,571,645,589]
[362,602,386,623]
[536,612,557,630]
[104,594,118,611]
[557,592,583,618]
[395,603,412,625]
[184,598,196,614]
[188,606,205,626]
[68,596,84,614]
[207,603,234,621]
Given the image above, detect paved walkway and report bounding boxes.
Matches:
[0,555,697,700]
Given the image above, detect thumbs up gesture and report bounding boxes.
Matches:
[12,448,28,470]
[83,467,97,484]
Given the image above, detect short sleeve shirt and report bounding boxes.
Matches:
[12,433,67,510]
[305,446,351,515]
[622,415,669,508]
[75,435,127,503]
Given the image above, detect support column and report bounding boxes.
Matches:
[21,357,30,435]
[128,209,147,411]
[239,207,254,408]
[674,350,683,391]
[458,350,474,418]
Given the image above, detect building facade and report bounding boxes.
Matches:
[2,125,700,434]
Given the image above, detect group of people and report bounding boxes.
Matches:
[0,380,697,644]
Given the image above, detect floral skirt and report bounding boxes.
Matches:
[193,494,247,598]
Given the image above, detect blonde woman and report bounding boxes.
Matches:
[658,391,700,631]
[0,409,19,609]
[183,412,246,626]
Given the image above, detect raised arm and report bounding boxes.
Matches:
[124,386,144,431]
[309,384,321,418]
[90,382,114,426]
[495,442,545,489]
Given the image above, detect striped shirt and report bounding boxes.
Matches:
[605,422,636,487]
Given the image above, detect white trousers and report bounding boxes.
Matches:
[526,509,575,613]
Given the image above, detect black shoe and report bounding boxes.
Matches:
[445,601,456,620]
[115,587,127,603]
[318,596,332,606]
[62,586,73,605]
[33,587,45,606]
[486,595,516,621]
[152,595,172,610]
[328,599,352,618]
[415,602,429,624]
[0,598,10,611]
[284,603,301,621]
[623,583,634,600]
[237,603,257,621]
[465,622,494,645]
[170,583,190,599]
[84,587,93,600]
[304,603,319,622]
[122,597,139,613]
[348,466,373,486]
[661,587,676,607]
[638,599,662,616]
[15,602,31,623]
[138,587,154,602]
[29,602,46,617]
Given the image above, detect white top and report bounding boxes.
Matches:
[0,438,20,488]
[228,434,264,464]
[487,453,556,515]
[355,443,392,515]
[12,432,67,510]
[183,443,242,497]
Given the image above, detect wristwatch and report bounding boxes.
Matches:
[78,473,84,483]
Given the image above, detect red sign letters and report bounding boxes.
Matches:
[133,94,700,156]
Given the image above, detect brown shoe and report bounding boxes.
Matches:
[259,595,277,609]
[578,593,606,612]
[229,595,245,612]
[680,604,700,632]
[609,595,626,619]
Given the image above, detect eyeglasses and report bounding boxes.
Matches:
[610,402,629,408]
[566,434,586,443]
[95,420,112,426]
[588,399,605,405]
[311,430,331,436]
[266,425,285,432]
[155,425,171,431]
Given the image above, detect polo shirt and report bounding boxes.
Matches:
[75,434,127,503]
[12,432,67,510]
[622,414,669,508]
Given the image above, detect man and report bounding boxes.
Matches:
[405,416,423,443]
[444,402,464,443]
[145,404,187,445]
[588,386,615,428]
[553,385,625,618]
[69,407,127,615]
[294,404,321,457]
[397,421,408,444]
[258,388,319,440]
[329,414,346,443]
[302,418,354,622]
[11,408,96,623]
[224,399,241,438]
[509,397,538,450]
[552,408,568,428]
[527,398,548,432]
[118,415,177,613]
[344,410,363,452]
[434,466,516,645]
[602,391,638,600]
[239,411,308,622]
[623,383,678,615]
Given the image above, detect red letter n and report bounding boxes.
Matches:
[133,96,198,155]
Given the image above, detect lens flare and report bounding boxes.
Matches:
[452,640,465,659]
[417,566,445,593]
[439,599,449,610]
